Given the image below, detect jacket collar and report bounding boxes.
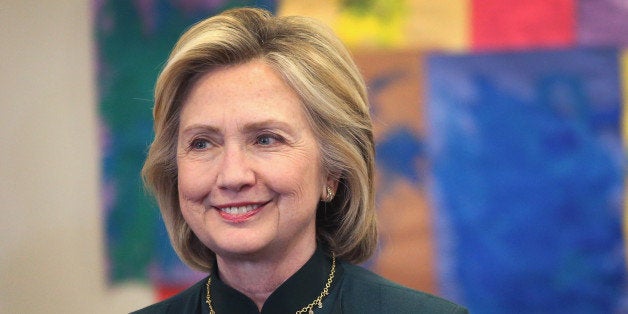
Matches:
[209,247,340,313]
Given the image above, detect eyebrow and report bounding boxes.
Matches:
[179,124,220,137]
[180,119,296,136]
[241,119,295,134]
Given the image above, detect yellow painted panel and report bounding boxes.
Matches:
[405,0,469,51]
[277,0,339,27]
[278,0,469,50]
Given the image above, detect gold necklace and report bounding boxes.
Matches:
[205,253,336,314]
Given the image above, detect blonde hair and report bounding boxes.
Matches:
[142,7,377,271]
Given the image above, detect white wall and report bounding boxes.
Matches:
[0,1,153,313]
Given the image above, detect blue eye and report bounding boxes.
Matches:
[256,134,282,146]
[256,135,274,145]
[190,138,210,150]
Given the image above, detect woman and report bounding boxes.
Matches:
[135,7,467,314]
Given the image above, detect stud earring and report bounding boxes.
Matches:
[325,186,334,202]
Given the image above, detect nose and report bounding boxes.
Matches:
[215,144,255,191]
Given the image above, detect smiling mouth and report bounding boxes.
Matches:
[221,204,258,215]
[215,202,268,223]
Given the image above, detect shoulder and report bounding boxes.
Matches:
[131,277,207,314]
[338,263,468,314]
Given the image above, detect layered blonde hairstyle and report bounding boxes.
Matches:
[142,7,377,271]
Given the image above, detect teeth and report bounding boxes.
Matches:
[221,205,256,215]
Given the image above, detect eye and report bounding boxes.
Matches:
[189,138,210,150]
[255,133,282,146]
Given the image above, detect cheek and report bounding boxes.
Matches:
[177,159,214,201]
[270,153,324,201]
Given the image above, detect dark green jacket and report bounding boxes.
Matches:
[133,249,468,313]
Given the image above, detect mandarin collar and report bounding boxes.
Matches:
[208,247,341,314]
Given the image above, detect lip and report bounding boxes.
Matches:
[214,201,269,224]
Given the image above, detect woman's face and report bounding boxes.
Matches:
[176,60,330,260]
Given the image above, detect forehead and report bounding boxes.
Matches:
[179,60,310,129]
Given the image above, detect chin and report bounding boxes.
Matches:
[208,235,276,259]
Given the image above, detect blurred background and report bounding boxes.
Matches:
[1,0,627,313]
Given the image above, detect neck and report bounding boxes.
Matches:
[215,240,317,311]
